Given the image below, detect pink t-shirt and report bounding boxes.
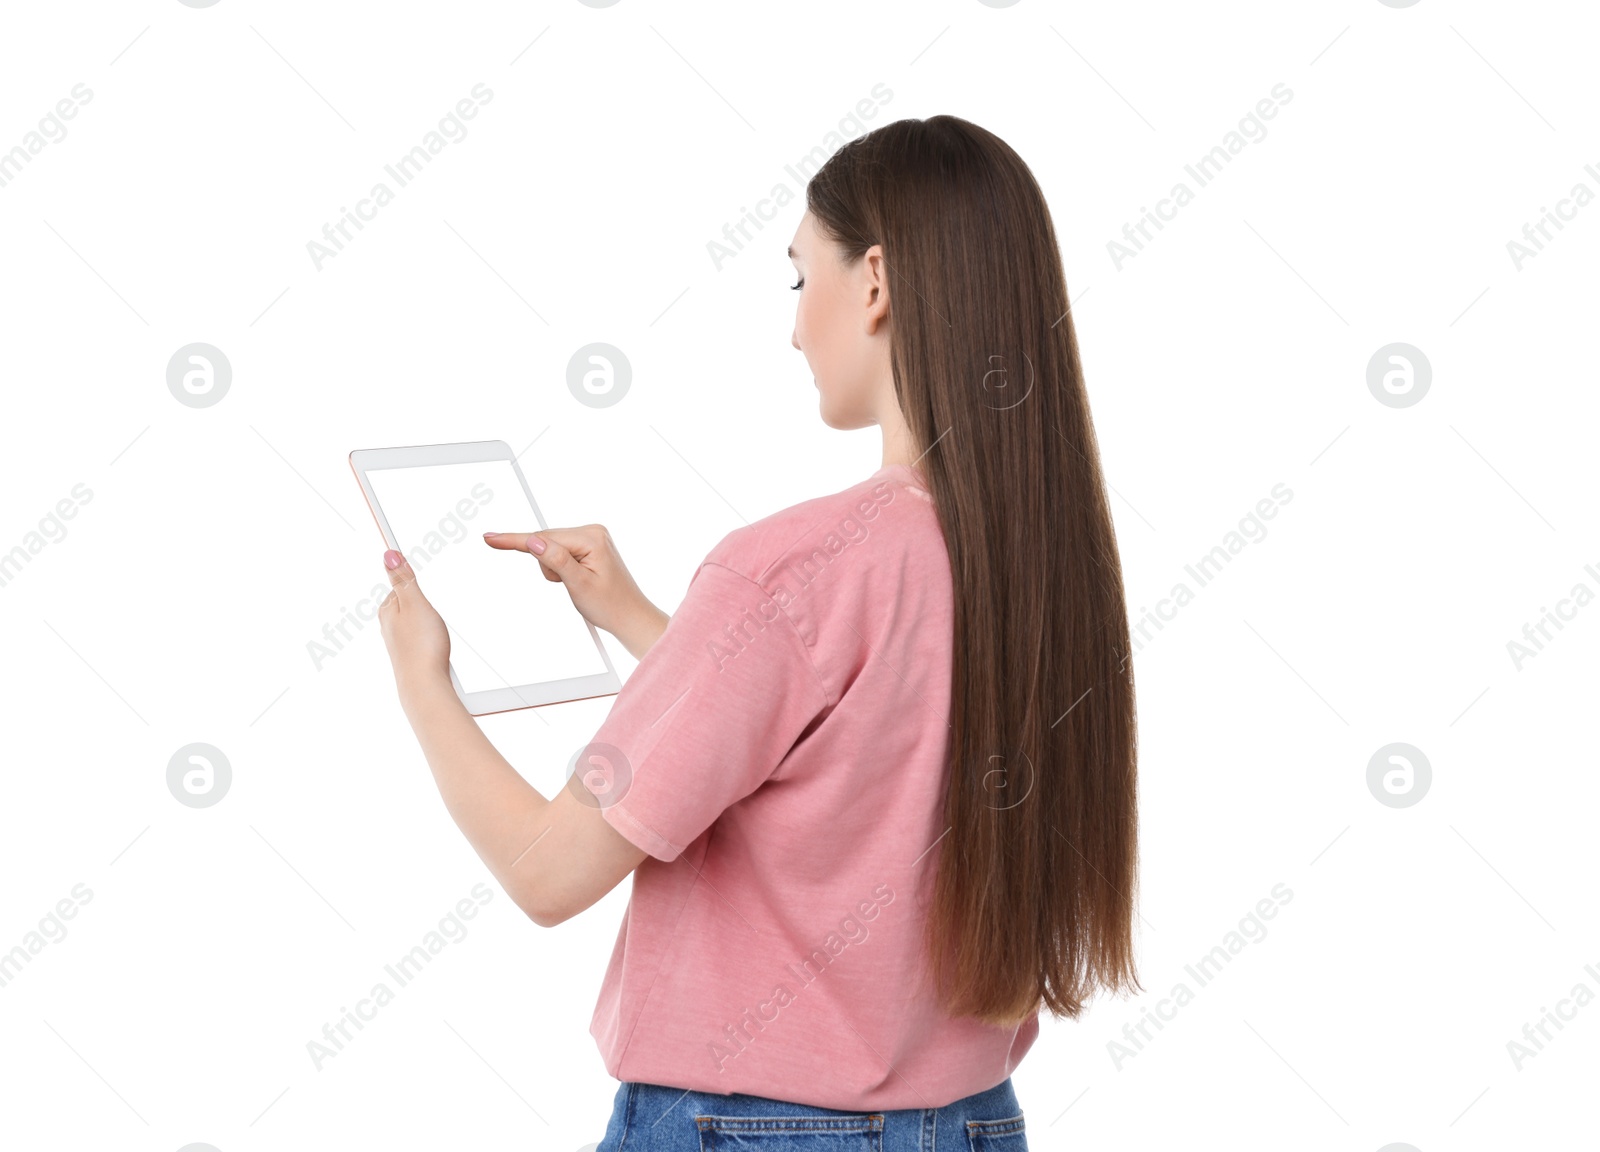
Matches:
[587,463,1041,1110]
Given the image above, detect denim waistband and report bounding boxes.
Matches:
[595,1074,1027,1151]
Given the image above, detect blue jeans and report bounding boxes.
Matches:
[593,1075,1027,1151]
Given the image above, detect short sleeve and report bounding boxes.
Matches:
[589,561,829,862]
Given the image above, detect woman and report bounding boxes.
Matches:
[378,114,1140,1150]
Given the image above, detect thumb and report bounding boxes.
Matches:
[484,531,558,583]
[527,532,584,586]
[383,549,423,597]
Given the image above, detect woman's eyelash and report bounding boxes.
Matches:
[790,277,805,291]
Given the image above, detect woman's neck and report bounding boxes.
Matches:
[878,406,918,469]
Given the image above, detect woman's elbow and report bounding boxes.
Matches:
[505,878,565,928]
[526,903,571,929]
[521,883,578,928]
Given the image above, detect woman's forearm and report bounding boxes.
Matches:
[395,672,556,920]
[613,602,671,661]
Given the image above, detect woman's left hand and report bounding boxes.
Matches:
[378,549,451,691]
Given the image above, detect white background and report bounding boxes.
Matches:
[1,1,1596,1149]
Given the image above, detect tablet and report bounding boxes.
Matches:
[349,440,621,715]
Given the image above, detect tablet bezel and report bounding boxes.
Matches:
[348,439,623,716]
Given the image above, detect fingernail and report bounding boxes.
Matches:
[528,535,547,555]
[482,531,497,538]
[384,549,402,570]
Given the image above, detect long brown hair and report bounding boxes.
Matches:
[807,115,1140,1025]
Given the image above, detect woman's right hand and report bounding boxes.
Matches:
[483,525,669,661]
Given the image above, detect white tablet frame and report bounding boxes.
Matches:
[348,440,622,716]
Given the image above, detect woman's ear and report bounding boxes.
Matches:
[863,244,891,336]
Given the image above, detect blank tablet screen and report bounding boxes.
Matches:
[365,459,607,695]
